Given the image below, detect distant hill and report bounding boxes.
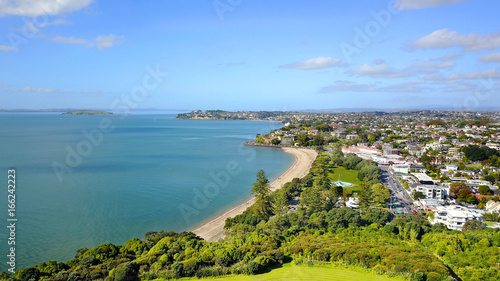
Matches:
[62,110,113,115]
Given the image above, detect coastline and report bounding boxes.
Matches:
[191,147,318,242]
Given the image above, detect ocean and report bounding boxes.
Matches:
[0,113,293,271]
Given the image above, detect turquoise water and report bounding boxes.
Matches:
[333,181,353,187]
[0,114,293,271]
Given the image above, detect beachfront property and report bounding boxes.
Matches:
[432,205,484,231]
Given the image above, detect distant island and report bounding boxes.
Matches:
[62,110,113,115]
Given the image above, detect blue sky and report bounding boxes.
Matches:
[1,0,500,111]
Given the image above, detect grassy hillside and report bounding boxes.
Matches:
[171,263,404,281]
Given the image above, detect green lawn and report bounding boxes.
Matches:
[328,166,361,185]
[467,163,483,169]
[195,263,404,281]
[325,166,362,195]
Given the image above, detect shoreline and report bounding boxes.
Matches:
[191,147,318,242]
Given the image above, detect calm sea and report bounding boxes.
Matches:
[0,113,293,271]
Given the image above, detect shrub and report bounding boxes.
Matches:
[108,261,139,281]
[171,261,184,278]
[426,272,442,281]
[247,261,260,275]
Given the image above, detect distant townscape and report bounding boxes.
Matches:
[62,110,113,115]
[176,110,291,121]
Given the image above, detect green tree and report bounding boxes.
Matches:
[296,134,309,146]
[301,185,322,213]
[413,191,426,200]
[371,183,391,207]
[316,123,333,132]
[462,220,485,231]
[312,135,324,146]
[483,175,496,184]
[251,170,273,220]
[273,189,289,216]
[344,155,363,170]
[358,181,372,210]
[252,170,270,199]
[108,261,139,281]
[479,185,492,195]
[449,182,467,198]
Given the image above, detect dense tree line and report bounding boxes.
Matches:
[462,145,500,165]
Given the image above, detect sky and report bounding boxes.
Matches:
[1,0,500,111]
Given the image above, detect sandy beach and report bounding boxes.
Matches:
[191,147,318,242]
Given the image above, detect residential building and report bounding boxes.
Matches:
[415,185,447,199]
[486,200,500,213]
[432,205,484,231]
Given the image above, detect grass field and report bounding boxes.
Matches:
[328,166,362,185]
[467,163,483,169]
[327,166,362,194]
[195,263,404,281]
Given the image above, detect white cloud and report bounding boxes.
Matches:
[410,29,500,51]
[449,68,500,80]
[0,45,15,52]
[383,81,426,93]
[396,0,466,10]
[40,18,71,28]
[320,80,425,93]
[439,52,462,61]
[52,35,87,45]
[352,64,411,78]
[320,81,375,93]
[17,86,56,93]
[422,68,500,81]
[479,52,500,63]
[280,57,344,70]
[439,81,476,92]
[94,35,124,50]
[412,61,455,69]
[0,0,93,17]
[51,34,124,49]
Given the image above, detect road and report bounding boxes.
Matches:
[380,166,416,215]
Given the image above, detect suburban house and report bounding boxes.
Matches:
[415,185,447,199]
[432,205,484,231]
[486,200,500,213]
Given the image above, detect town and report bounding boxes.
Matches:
[180,110,500,231]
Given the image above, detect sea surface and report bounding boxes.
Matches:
[0,113,293,271]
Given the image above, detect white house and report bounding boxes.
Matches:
[432,205,484,231]
[393,164,410,174]
[415,185,447,199]
[441,164,458,174]
[486,200,500,213]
